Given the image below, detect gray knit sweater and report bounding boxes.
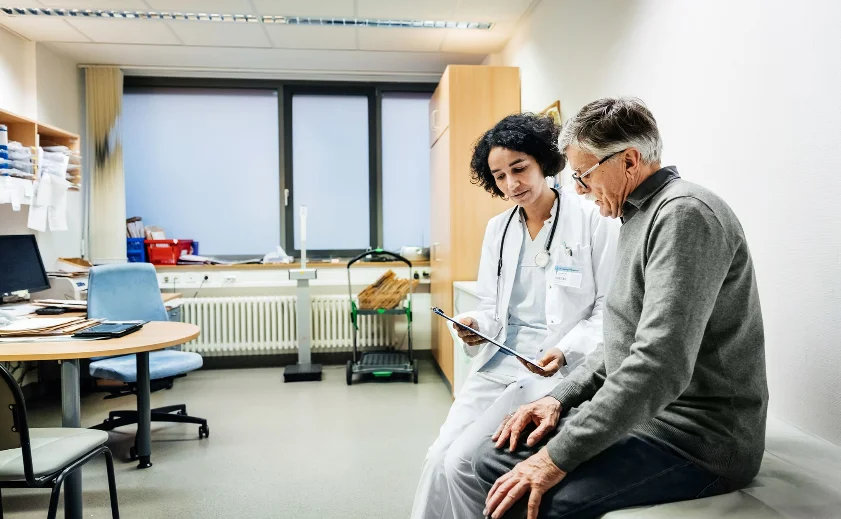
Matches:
[547,167,768,483]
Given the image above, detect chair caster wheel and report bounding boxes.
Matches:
[178,410,187,416]
[199,424,209,439]
[129,445,138,461]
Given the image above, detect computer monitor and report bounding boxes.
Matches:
[0,235,51,296]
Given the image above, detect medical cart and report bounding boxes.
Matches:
[346,250,418,385]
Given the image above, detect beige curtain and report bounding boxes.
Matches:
[85,67,126,264]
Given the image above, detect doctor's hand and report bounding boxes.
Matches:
[520,348,565,377]
[454,317,485,346]
[493,397,562,451]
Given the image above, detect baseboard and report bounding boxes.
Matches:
[200,349,435,370]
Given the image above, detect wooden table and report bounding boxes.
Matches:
[0,321,199,519]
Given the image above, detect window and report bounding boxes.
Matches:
[289,94,371,252]
[123,88,280,257]
[381,92,432,250]
[123,78,435,259]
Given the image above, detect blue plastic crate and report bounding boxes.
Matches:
[127,237,146,262]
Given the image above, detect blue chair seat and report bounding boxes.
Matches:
[89,350,204,383]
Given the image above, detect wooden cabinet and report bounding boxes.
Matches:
[429,68,450,146]
[428,66,520,393]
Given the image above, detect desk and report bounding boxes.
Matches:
[0,321,199,519]
[161,292,182,304]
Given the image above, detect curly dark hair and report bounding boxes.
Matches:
[470,113,564,198]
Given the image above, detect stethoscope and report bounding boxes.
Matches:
[493,188,561,322]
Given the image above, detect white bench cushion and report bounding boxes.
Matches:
[603,416,841,518]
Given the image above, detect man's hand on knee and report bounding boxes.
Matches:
[484,448,567,519]
[493,397,562,451]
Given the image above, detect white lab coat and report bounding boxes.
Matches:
[411,187,620,519]
[462,186,619,380]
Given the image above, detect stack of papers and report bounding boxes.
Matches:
[34,298,180,311]
[33,299,87,311]
[127,217,144,238]
[0,317,100,338]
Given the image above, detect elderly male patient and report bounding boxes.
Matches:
[473,97,768,519]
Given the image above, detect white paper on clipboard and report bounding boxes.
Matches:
[431,307,546,373]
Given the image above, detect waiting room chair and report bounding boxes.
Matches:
[86,264,208,459]
[0,364,119,519]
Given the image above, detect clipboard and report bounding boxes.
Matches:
[431,307,546,373]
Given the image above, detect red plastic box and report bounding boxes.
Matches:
[144,239,195,265]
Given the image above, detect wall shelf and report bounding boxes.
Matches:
[0,107,82,191]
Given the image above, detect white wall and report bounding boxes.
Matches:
[0,26,36,118]
[0,30,84,268]
[490,0,841,444]
[35,44,81,134]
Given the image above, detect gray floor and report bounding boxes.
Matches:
[5,361,452,518]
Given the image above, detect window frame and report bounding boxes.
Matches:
[124,76,435,260]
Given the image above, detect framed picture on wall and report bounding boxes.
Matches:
[540,100,562,126]
[540,101,563,187]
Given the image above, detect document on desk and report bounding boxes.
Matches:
[0,317,82,332]
[0,317,101,337]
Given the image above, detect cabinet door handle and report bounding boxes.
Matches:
[431,109,439,131]
[432,242,441,262]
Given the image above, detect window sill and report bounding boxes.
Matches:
[154,260,430,271]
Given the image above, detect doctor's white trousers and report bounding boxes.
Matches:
[411,371,560,519]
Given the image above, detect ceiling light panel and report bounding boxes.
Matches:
[0,6,492,29]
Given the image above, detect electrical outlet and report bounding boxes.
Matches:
[172,275,180,285]
[162,275,170,284]
[223,275,237,284]
[185,274,198,285]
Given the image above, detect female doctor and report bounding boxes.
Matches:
[411,113,619,519]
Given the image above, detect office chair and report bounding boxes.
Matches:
[0,364,119,519]
[86,264,209,460]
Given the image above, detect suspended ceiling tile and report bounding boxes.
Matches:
[251,0,355,17]
[36,0,152,8]
[66,18,181,44]
[166,20,271,47]
[263,24,355,50]
[0,0,44,7]
[0,15,90,42]
[356,0,456,20]
[50,42,485,76]
[455,0,536,22]
[440,21,515,54]
[357,27,444,53]
[144,1,256,14]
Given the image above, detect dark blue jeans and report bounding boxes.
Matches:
[472,432,742,519]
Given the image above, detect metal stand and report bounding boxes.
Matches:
[60,360,83,519]
[135,351,153,468]
[284,268,322,382]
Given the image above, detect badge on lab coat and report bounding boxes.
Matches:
[552,265,583,288]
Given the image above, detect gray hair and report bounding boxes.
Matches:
[559,97,663,164]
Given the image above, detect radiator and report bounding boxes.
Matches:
[180,295,395,356]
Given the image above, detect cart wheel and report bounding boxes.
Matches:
[346,360,353,386]
[199,424,210,439]
[413,359,419,384]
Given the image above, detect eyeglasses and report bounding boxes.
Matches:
[571,149,624,189]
